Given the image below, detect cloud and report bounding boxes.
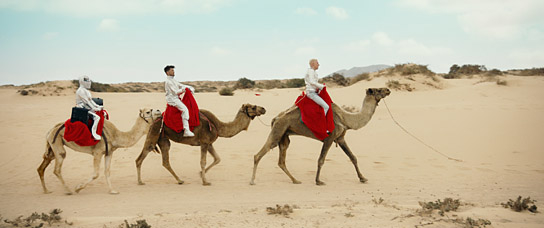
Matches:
[326,6,348,20]
[210,46,231,56]
[395,0,544,40]
[294,7,317,16]
[0,0,232,17]
[294,46,317,55]
[97,19,119,31]
[372,32,394,46]
[42,32,58,40]
[345,39,371,51]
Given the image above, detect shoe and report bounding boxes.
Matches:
[183,129,195,137]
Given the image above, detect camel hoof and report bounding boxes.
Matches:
[43,190,52,194]
[65,191,74,195]
[249,181,256,185]
[177,180,185,185]
[202,182,211,186]
[316,181,326,186]
[138,181,146,185]
[360,177,368,183]
[292,180,302,184]
[109,190,120,195]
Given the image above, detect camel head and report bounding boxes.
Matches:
[240,104,266,120]
[139,108,163,124]
[366,88,391,102]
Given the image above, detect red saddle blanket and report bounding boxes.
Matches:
[163,88,200,133]
[64,110,108,146]
[295,87,335,140]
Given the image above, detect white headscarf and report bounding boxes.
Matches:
[79,75,92,89]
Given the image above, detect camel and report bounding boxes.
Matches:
[136,104,266,186]
[250,88,391,185]
[38,108,162,195]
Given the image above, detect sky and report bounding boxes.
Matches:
[0,0,543,85]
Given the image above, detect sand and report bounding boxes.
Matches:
[0,76,543,227]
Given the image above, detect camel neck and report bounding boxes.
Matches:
[344,95,378,130]
[112,117,149,148]
[216,111,251,138]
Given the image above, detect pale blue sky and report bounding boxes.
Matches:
[1,0,543,85]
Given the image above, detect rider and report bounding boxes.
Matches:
[75,75,104,140]
[305,58,328,115]
[164,65,195,137]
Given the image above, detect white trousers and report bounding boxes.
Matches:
[306,91,329,114]
[169,99,190,130]
[88,111,101,140]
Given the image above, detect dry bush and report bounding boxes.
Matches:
[235,77,255,89]
[351,72,370,84]
[122,219,151,228]
[285,78,305,88]
[419,198,461,216]
[219,87,234,96]
[266,204,295,218]
[508,67,544,76]
[257,80,285,89]
[496,79,508,86]
[322,73,350,86]
[386,80,413,91]
[390,63,435,76]
[2,209,69,227]
[501,196,538,213]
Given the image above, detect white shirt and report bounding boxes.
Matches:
[76,87,101,111]
[165,76,194,104]
[305,68,324,93]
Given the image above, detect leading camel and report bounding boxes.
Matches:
[137,104,266,186]
[250,88,391,185]
[38,108,162,194]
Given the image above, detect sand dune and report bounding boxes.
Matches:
[0,75,543,227]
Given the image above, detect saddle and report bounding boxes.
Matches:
[295,87,335,140]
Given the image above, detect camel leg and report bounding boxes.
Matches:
[135,148,152,185]
[75,153,102,193]
[315,139,334,186]
[250,139,275,185]
[204,144,221,173]
[199,144,211,186]
[158,138,184,184]
[104,154,119,194]
[37,143,54,194]
[277,135,301,184]
[337,137,368,183]
[51,146,73,195]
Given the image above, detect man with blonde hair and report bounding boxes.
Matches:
[304,59,328,115]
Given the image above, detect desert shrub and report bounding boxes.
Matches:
[219,87,234,96]
[266,204,296,218]
[390,64,435,76]
[501,196,538,213]
[496,79,508,86]
[3,209,68,227]
[487,68,502,76]
[510,67,544,76]
[386,80,413,91]
[351,72,370,84]
[322,73,349,86]
[445,64,488,79]
[419,198,461,216]
[256,79,284,89]
[235,77,255,89]
[285,78,305,88]
[123,219,151,228]
[465,217,492,227]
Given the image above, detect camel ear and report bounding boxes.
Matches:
[139,108,143,113]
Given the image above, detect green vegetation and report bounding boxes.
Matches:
[235,77,255,89]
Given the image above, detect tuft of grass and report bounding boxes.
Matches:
[266,204,295,218]
[501,196,538,213]
[465,217,492,227]
[419,198,461,216]
[219,87,234,96]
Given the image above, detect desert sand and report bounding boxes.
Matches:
[1,76,543,227]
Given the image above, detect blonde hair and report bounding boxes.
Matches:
[309,58,318,66]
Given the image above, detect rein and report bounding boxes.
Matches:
[383,99,463,162]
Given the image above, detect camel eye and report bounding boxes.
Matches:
[146,111,150,114]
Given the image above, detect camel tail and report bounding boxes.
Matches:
[143,119,163,154]
[43,141,54,160]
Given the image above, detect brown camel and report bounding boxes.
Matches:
[250,88,391,185]
[38,108,162,195]
[136,104,266,186]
